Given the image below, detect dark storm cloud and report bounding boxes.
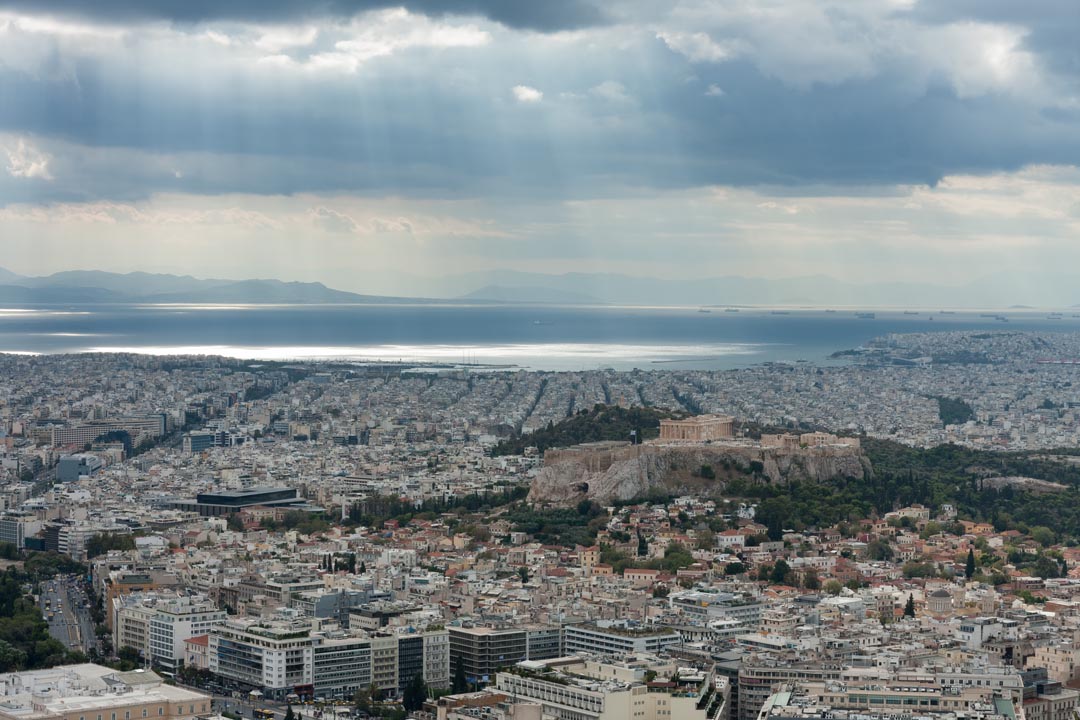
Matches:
[7,46,1080,206]
[663,60,1080,188]
[4,3,1080,204]
[0,0,609,31]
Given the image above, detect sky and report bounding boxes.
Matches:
[1,0,1079,295]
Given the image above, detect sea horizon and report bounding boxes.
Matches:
[2,302,1080,371]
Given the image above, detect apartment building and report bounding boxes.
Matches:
[562,622,682,658]
[493,657,724,720]
[209,616,314,700]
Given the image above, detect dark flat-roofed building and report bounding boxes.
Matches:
[169,486,301,516]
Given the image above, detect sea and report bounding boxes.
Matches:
[1,303,1078,371]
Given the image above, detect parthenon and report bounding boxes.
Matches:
[658,414,735,442]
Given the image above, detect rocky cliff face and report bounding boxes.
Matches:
[528,442,872,506]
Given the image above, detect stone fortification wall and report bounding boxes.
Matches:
[529,440,870,506]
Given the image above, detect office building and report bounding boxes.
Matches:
[562,622,682,658]
[57,454,104,482]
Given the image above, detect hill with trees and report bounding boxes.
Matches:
[492,404,677,456]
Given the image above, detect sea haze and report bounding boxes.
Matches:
[2,304,1079,371]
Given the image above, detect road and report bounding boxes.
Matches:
[203,694,341,720]
[41,574,98,655]
[174,685,355,720]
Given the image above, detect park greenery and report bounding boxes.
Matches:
[492,404,674,456]
[346,486,529,529]
[85,533,137,559]
[0,552,88,672]
[935,397,976,426]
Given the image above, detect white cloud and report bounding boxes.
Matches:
[253,26,318,53]
[4,138,53,180]
[302,9,490,73]
[705,84,725,97]
[512,85,543,103]
[310,206,362,234]
[589,80,631,103]
[657,31,733,63]
[915,22,1040,99]
[203,30,231,47]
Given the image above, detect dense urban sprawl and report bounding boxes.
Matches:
[1,333,1080,720]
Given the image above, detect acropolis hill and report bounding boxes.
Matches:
[528,415,870,506]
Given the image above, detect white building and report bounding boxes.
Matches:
[209,616,315,699]
[562,622,681,658]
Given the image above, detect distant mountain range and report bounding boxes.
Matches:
[0,266,1070,308]
[395,270,1073,308]
[460,284,602,305]
[0,269,419,305]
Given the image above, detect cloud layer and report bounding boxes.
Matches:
[0,1,1079,292]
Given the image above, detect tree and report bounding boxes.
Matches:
[1033,554,1061,579]
[695,529,715,551]
[724,562,746,576]
[824,580,843,596]
[904,593,915,618]
[452,661,468,694]
[866,539,894,561]
[84,533,136,559]
[403,673,427,712]
[1031,526,1056,547]
[353,685,373,715]
[802,569,821,591]
[662,543,694,572]
[284,706,295,720]
[115,645,142,671]
[0,639,26,672]
[518,566,529,583]
[769,560,791,585]
[226,514,245,532]
[965,548,976,579]
[637,531,648,557]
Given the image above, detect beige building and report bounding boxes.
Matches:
[183,636,209,671]
[494,657,726,720]
[760,679,1023,720]
[0,665,210,720]
[1030,641,1080,684]
[658,415,734,442]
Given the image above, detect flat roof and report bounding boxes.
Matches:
[198,486,295,499]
